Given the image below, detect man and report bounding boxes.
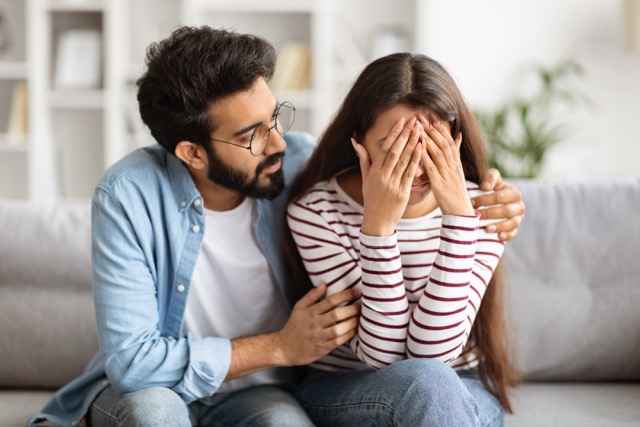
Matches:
[31,26,525,426]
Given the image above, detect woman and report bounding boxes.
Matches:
[283,53,518,426]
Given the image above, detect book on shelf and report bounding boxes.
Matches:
[269,41,312,92]
[7,82,28,143]
[54,29,102,89]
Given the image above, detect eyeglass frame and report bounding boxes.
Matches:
[208,101,295,157]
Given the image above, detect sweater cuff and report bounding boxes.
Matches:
[359,231,398,248]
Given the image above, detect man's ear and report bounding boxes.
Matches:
[175,141,207,170]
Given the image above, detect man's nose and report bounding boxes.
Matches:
[265,129,287,155]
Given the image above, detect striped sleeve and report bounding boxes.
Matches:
[356,232,410,367]
[287,198,410,369]
[407,212,505,363]
[286,199,362,293]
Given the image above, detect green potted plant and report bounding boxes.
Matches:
[476,60,585,178]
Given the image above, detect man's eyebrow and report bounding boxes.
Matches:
[231,103,279,138]
[232,122,261,138]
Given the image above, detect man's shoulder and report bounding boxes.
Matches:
[284,132,315,162]
[97,144,170,192]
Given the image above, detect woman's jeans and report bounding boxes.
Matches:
[296,359,504,427]
[89,359,503,427]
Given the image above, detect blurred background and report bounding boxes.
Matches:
[0,0,637,201]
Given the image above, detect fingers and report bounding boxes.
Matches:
[380,117,406,153]
[392,122,422,179]
[314,286,361,315]
[485,215,524,241]
[320,316,359,347]
[421,115,455,155]
[294,283,327,309]
[382,117,418,172]
[399,142,422,190]
[477,202,524,222]
[498,228,519,242]
[352,138,371,179]
[417,115,459,172]
[471,187,524,213]
[480,168,504,192]
[454,132,462,150]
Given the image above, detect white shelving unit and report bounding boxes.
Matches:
[0,0,425,201]
[0,0,29,199]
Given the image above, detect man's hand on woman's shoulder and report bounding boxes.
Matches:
[471,168,526,242]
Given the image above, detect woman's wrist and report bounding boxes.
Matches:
[438,198,475,217]
[361,217,396,237]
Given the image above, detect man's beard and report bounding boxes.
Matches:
[204,145,285,200]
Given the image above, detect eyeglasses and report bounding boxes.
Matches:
[210,101,296,157]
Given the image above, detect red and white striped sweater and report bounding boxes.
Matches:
[287,176,505,372]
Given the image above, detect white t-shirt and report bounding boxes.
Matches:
[182,197,291,394]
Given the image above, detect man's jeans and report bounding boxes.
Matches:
[89,359,502,427]
[89,384,314,427]
[296,359,504,427]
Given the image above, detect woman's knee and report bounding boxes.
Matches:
[374,359,479,425]
[382,359,477,409]
[385,358,465,389]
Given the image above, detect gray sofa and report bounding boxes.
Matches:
[1,179,639,427]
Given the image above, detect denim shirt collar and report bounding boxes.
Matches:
[165,152,202,213]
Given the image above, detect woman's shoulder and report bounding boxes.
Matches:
[295,178,339,207]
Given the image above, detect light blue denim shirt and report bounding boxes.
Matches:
[29,132,315,427]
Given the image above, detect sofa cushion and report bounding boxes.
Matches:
[505,179,640,381]
[0,391,61,427]
[505,382,640,426]
[0,201,98,389]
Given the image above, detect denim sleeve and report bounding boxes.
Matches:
[91,187,231,403]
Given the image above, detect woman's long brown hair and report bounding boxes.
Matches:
[282,52,519,412]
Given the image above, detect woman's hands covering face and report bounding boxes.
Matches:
[351,117,422,237]
[417,114,474,217]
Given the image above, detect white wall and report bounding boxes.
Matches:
[418,0,640,179]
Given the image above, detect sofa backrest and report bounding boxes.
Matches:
[0,200,98,389]
[1,178,638,389]
[505,178,640,381]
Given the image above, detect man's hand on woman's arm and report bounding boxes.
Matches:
[225,284,360,381]
[471,168,526,242]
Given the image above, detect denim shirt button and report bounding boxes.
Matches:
[168,336,175,342]
[177,284,185,293]
[181,200,186,207]
[194,198,201,206]
[192,225,200,233]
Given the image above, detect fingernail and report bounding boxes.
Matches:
[351,138,360,157]
[481,181,491,191]
[407,117,417,129]
[499,232,507,240]
[486,224,496,233]
[471,199,477,207]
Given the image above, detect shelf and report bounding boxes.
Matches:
[7,0,420,201]
[0,62,28,80]
[187,0,315,13]
[272,89,314,109]
[46,0,106,12]
[0,135,29,152]
[49,89,105,109]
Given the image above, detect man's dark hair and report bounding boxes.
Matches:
[137,26,277,154]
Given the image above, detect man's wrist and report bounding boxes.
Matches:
[268,331,290,367]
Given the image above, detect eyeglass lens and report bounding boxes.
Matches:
[249,102,295,155]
